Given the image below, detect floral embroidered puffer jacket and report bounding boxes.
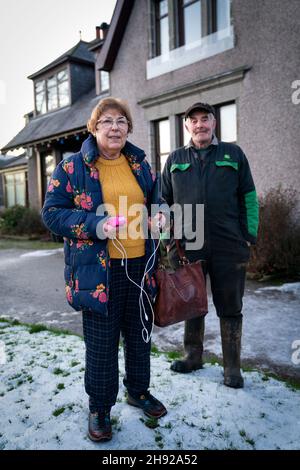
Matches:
[41,134,159,315]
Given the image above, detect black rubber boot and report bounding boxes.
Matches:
[170,317,205,373]
[220,316,244,388]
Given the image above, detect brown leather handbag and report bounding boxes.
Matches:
[154,240,208,327]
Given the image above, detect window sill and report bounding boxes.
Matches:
[147,27,234,80]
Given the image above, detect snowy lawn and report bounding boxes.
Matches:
[0,320,299,450]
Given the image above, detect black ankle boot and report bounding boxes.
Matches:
[88,410,112,442]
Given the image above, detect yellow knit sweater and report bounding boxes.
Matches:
[95,154,145,259]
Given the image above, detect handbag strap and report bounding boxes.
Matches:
[175,239,189,265]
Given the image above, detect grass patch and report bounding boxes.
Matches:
[286,378,300,391]
[245,438,255,447]
[261,375,270,382]
[52,407,65,417]
[154,431,164,449]
[9,373,22,380]
[144,417,159,429]
[163,422,172,429]
[0,318,20,326]
[2,317,300,390]
[0,239,63,250]
[29,324,49,334]
[29,324,73,336]
[0,317,81,338]
[166,351,182,360]
[151,345,160,355]
[256,370,300,391]
[70,360,80,367]
[56,383,65,390]
[239,429,255,448]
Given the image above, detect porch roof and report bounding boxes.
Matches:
[1,89,100,152]
[0,154,27,171]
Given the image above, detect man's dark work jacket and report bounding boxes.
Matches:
[161,141,259,264]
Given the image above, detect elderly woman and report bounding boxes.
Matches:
[42,97,167,443]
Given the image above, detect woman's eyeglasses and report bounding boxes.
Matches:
[96,118,129,130]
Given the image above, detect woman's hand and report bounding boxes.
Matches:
[103,221,117,238]
[103,216,127,238]
[148,212,167,235]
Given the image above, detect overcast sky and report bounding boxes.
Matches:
[0,0,117,153]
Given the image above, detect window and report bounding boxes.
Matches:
[178,114,191,147]
[35,68,70,115]
[5,174,14,207]
[216,0,231,32]
[178,102,237,145]
[99,70,110,93]
[178,0,202,46]
[4,172,27,207]
[35,80,46,115]
[57,69,69,107]
[47,75,58,111]
[42,154,56,197]
[216,102,237,143]
[155,0,169,56]
[155,119,171,172]
[147,0,233,79]
[178,0,231,47]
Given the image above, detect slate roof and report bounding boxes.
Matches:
[1,89,100,152]
[0,154,27,170]
[28,41,95,80]
[88,38,104,52]
[96,0,134,71]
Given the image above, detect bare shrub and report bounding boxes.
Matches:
[248,186,300,279]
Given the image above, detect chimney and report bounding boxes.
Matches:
[95,22,109,40]
[99,22,109,40]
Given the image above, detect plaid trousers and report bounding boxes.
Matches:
[82,257,152,412]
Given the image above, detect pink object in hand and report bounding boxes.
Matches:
[107,216,126,227]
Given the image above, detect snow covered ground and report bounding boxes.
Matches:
[20,248,64,258]
[1,247,299,380]
[153,282,300,380]
[0,321,299,450]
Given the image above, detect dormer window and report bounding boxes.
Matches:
[35,80,46,115]
[35,68,70,115]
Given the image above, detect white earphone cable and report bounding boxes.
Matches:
[111,234,160,343]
